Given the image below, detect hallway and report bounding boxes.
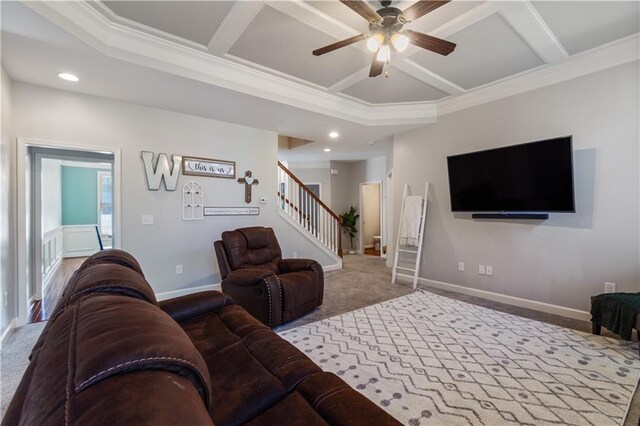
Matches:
[27,257,87,323]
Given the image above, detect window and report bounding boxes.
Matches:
[97,171,112,245]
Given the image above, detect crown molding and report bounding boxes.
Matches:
[438,34,639,116]
[21,1,640,127]
[24,1,437,127]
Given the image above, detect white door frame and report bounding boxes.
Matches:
[358,181,383,256]
[16,137,122,327]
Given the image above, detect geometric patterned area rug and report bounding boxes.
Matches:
[279,290,640,425]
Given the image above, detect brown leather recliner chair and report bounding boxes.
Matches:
[214,226,323,327]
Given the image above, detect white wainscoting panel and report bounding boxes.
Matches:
[42,227,64,291]
[63,225,101,258]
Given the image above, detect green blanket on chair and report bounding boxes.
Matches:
[591,293,640,340]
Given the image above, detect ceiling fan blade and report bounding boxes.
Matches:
[405,30,456,56]
[369,56,384,77]
[402,0,450,22]
[313,34,367,56]
[340,0,382,22]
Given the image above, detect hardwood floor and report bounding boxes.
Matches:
[27,257,87,324]
[364,247,381,256]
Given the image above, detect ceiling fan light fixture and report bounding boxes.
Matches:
[376,44,391,62]
[366,33,384,52]
[391,33,410,52]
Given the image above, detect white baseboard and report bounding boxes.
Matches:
[323,264,342,272]
[1,318,17,347]
[155,283,222,301]
[396,274,591,322]
[64,250,98,258]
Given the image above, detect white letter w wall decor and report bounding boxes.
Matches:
[141,151,182,191]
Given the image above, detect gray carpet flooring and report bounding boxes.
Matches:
[1,321,46,418]
[1,254,637,423]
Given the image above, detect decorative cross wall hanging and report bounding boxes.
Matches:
[238,170,259,203]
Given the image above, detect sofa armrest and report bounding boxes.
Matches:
[224,269,275,287]
[278,259,324,306]
[278,258,319,274]
[221,270,283,327]
[159,290,233,324]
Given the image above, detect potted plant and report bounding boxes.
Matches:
[341,206,359,254]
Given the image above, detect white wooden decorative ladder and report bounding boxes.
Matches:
[392,182,429,289]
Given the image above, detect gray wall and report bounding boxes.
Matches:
[11,82,337,304]
[392,61,640,312]
[288,167,332,208]
[329,157,388,251]
[1,66,16,337]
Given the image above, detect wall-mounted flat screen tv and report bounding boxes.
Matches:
[447,136,575,213]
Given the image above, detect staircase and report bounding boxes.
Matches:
[277,162,343,259]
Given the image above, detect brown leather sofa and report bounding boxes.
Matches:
[214,227,324,327]
[4,249,399,426]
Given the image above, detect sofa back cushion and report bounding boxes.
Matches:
[221,227,282,274]
[30,260,158,359]
[18,295,212,425]
[77,248,145,276]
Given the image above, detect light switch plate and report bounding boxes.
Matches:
[457,262,464,272]
[478,265,485,275]
[486,266,493,276]
[142,215,154,225]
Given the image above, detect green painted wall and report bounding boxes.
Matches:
[61,166,109,225]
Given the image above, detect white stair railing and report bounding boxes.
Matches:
[277,162,343,258]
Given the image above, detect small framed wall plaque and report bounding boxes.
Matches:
[204,207,260,216]
[182,156,235,179]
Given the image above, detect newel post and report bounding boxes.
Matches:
[338,216,343,258]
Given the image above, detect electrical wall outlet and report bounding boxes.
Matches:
[458,262,465,272]
[478,265,486,275]
[142,215,154,225]
[175,265,183,275]
[604,282,616,293]
[486,266,493,276]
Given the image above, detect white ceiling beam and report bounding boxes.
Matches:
[393,60,465,95]
[328,66,371,93]
[499,1,568,65]
[207,1,265,56]
[265,0,360,39]
[429,1,501,39]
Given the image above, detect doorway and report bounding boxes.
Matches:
[360,182,382,257]
[28,149,114,323]
[16,138,121,327]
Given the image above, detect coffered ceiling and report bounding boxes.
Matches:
[1,0,639,161]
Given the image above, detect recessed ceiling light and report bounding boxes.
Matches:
[324,148,332,152]
[329,131,339,139]
[58,73,79,82]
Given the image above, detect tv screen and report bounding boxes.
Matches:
[447,136,575,213]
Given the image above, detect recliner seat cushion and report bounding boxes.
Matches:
[180,304,322,426]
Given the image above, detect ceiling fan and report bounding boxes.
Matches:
[313,0,457,77]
